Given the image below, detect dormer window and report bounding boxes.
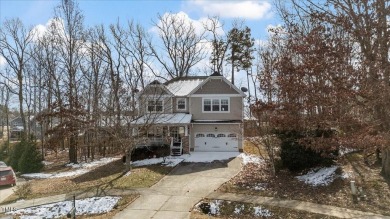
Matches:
[147,100,163,112]
[177,98,186,110]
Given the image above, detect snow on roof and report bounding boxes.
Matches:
[131,113,192,125]
[166,78,205,96]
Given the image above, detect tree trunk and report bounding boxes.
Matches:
[382,147,390,179]
[231,50,235,85]
[69,134,78,163]
[125,149,132,172]
[18,72,27,140]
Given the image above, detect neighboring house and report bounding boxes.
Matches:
[131,72,246,155]
[10,117,24,131]
[9,116,44,139]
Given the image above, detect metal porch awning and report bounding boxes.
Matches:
[130,113,192,126]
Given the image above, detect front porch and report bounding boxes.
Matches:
[131,113,191,155]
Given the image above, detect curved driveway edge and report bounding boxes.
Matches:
[113,156,241,219]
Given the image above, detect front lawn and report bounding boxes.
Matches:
[2,157,173,204]
[218,140,390,216]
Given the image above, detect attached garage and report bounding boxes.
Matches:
[194,132,238,151]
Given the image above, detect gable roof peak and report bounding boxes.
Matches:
[150,80,161,85]
[210,71,222,77]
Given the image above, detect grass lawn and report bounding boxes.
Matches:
[218,139,390,216]
[2,154,173,204]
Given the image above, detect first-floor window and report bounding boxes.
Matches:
[203,98,229,112]
[147,100,163,112]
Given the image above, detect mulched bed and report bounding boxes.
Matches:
[191,199,338,219]
[219,152,390,216]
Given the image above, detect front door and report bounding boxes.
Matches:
[170,127,181,143]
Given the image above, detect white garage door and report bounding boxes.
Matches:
[194,133,238,152]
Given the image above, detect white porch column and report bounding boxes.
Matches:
[185,125,188,136]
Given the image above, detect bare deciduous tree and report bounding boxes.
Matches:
[204,16,228,75]
[53,0,87,163]
[0,18,35,138]
[150,13,206,79]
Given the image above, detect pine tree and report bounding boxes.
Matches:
[9,140,26,171]
[226,26,255,85]
[18,141,43,173]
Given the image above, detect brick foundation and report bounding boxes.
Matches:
[182,136,190,154]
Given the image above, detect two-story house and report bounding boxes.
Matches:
[131,72,246,155]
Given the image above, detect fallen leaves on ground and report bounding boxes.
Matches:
[220,152,390,216]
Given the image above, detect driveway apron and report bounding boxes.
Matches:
[113,156,241,219]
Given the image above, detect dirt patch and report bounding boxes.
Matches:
[191,199,337,219]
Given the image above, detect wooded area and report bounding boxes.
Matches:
[253,0,390,177]
[1,0,389,178]
[0,0,257,164]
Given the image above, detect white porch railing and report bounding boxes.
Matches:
[135,137,166,147]
[170,137,182,156]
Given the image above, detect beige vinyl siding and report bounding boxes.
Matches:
[190,123,242,151]
[190,96,243,120]
[138,96,173,115]
[192,78,240,94]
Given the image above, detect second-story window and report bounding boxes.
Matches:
[177,98,186,110]
[204,99,211,111]
[203,98,229,112]
[221,99,229,111]
[147,100,163,112]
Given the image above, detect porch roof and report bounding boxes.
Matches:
[131,113,192,125]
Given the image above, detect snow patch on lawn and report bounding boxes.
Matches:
[253,183,267,191]
[339,147,358,156]
[253,206,272,217]
[196,200,272,217]
[41,161,53,166]
[22,157,120,179]
[296,166,338,186]
[234,204,244,214]
[209,200,222,215]
[66,157,117,169]
[239,153,264,165]
[7,196,120,218]
[341,171,352,179]
[132,157,184,167]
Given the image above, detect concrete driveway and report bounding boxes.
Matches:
[113,155,241,219]
[0,185,14,203]
[0,178,26,203]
